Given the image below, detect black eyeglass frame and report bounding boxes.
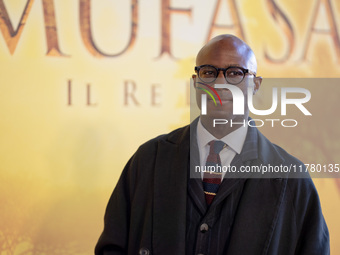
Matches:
[194,64,257,85]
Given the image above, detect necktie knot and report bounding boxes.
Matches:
[208,140,225,155]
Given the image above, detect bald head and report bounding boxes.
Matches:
[196,34,257,73]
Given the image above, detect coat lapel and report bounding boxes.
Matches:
[188,118,207,215]
[216,124,288,254]
[187,178,207,215]
[188,118,208,214]
[153,126,189,254]
[226,177,288,254]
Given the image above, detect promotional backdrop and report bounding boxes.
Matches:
[1,0,340,254]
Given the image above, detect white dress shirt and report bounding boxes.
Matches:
[196,118,248,181]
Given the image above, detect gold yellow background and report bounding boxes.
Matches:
[0,0,339,254]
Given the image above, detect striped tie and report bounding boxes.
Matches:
[203,140,225,206]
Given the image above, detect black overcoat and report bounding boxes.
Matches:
[95,121,329,255]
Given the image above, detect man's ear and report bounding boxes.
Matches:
[192,74,197,88]
[253,76,262,95]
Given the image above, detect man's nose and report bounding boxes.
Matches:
[217,70,225,79]
[215,70,227,86]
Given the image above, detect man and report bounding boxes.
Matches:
[95,35,329,255]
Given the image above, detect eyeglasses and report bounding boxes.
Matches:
[194,65,256,85]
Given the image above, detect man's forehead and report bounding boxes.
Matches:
[196,35,257,71]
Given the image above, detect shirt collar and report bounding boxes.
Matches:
[197,118,247,154]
